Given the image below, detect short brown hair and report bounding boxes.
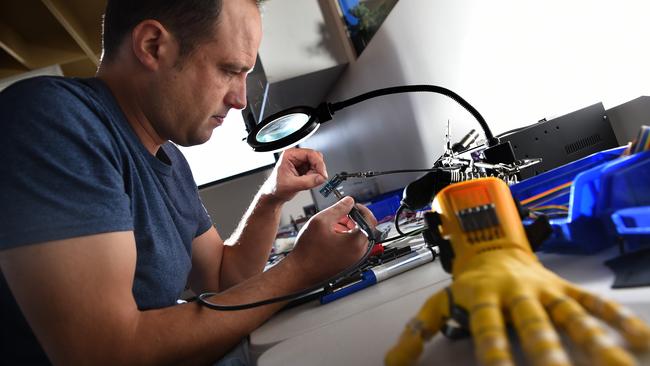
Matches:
[102,0,263,62]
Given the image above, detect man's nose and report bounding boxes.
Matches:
[227,78,247,110]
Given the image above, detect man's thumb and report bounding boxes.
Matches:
[326,196,354,217]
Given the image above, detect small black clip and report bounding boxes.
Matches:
[423,211,454,273]
[523,215,553,251]
[442,287,470,339]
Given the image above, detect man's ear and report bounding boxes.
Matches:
[131,20,178,71]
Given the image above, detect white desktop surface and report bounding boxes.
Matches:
[251,246,650,365]
[250,237,447,349]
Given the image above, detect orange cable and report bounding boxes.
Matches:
[520,181,573,206]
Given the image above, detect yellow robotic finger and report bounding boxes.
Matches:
[468,296,513,366]
[385,290,448,366]
[566,285,650,351]
[545,294,636,366]
[507,294,570,366]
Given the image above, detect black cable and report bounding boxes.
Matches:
[200,169,443,310]
[197,237,376,311]
[372,169,436,175]
[329,85,497,146]
[340,168,439,178]
[380,226,426,244]
[394,204,407,236]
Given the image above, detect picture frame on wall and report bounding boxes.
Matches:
[336,0,399,56]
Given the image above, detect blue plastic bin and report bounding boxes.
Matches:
[365,190,402,221]
[510,147,650,253]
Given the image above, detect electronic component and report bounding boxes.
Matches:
[499,103,618,178]
[319,130,542,235]
[398,155,541,212]
[319,174,346,197]
[451,129,479,153]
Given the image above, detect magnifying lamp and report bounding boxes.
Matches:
[246,84,499,152]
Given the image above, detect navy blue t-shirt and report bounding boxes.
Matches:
[0,76,213,364]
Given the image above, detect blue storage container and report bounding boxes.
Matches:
[510,147,650,253]
[365,190,402,222]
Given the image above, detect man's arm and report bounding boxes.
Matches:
[189,148,328,292]
[188,192,282,293]
[0,232,296,365]
[0,198,369,365]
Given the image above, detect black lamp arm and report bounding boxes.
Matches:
[326,84,498,146]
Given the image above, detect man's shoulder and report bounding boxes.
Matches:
[0,76,124,165]
[0,76,115,134]
[3,75,86,95]
[1,76,96,108]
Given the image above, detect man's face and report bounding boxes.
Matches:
[152,0,262,146]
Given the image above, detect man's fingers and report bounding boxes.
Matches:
[334,216,356,232]
[565,286,650,351]
[288,173,326,191]
[386,290,448,366]
[320,196,354,222]
[507,295,569,366]
[286,148,328,178]
[544,293,636,366]
[333,216,356,232]
[469,297,514,366]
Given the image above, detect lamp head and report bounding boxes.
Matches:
[246,84,496,152]
[247,103,334,152]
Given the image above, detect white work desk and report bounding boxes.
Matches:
[250,244,650,365]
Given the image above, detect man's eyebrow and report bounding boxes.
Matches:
[222,62,254,74]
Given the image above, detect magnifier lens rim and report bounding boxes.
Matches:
[255,112,311,142]
[247,106,320,152]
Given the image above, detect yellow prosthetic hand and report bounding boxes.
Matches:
[386,177,650,366]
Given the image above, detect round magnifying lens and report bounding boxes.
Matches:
[247,106,321,152]
[256,113,311,143]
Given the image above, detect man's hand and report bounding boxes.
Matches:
[261,148,328,204]
[284,197,377,286]
[207,148,328,290]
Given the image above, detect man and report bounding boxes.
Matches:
[0,0,374,364]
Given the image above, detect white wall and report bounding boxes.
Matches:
[303,0,650,208]
[199,169,317,238]
[258,0,345,82]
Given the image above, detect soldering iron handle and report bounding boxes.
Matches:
[348,207,375,241]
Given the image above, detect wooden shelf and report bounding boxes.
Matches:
[0,47,28,78]
[0,0,104,79]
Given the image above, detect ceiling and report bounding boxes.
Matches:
[0,0,106,79]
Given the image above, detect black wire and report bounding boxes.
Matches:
[340,168,438,178]
[329,85,497,145]
[373,169,436,175]
[380,226,425,244]
[197,237,376,311]
[394,204,407,236]
[198,171,442,310]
